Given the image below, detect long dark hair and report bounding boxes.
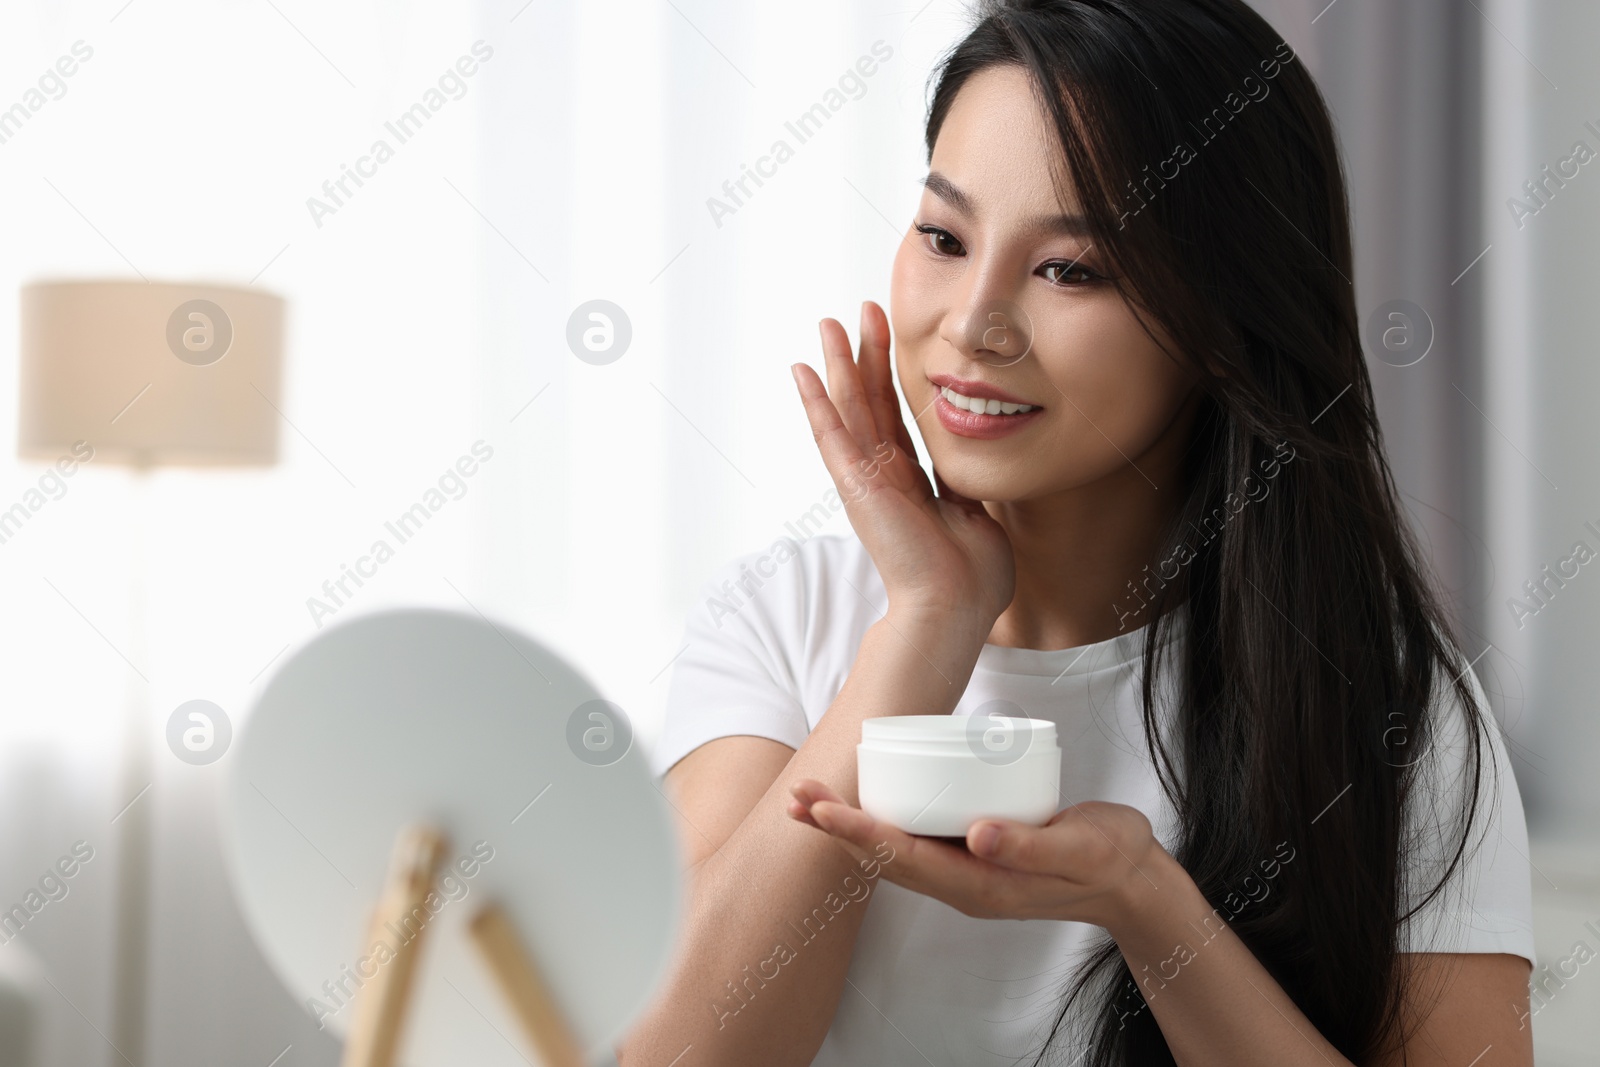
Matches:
[923,2,1490,1063]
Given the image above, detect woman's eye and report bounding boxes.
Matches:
[916,225,964,257]
[1041,261,1098,286]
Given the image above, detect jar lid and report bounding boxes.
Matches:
[860,714,1058,754]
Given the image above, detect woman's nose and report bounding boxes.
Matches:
[941,274,1034,368]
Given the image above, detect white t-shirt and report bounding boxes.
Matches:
[650,531,1535,1066]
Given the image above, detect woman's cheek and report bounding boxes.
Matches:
[890,253,937,331]
[890,271,944,374]
[1044,313,1186,443]
[888,238,922,331]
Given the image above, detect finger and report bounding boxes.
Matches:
[788,779,916,856]
[857,301,924,480]
[791,361,874,496]
[789,777,847,807]
[798,796,1002,900]
[786,803,886,876]
[819,318,880,451]
[965,818,1080,874]
[968,808,1135,881]
[804,801,1068,914]
[804,799,953,878]
[784,796,823,831]
[788,787,927,876]
[787,779,848,829]
[792,791,1083,918]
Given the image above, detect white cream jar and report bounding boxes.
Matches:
[856,714,1061,837]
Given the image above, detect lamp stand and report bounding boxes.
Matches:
[110,462,152,1066]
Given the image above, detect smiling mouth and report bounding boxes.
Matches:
[938,385,1038,415]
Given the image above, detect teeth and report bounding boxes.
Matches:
[941,386,1034,415]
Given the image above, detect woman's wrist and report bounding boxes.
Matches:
[876,609,991,672]
[1100,844,1210,954]
[882,600,994,650]
[860,609,989,714]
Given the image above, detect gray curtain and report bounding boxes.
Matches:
[1252,0,1488,642]
[1252,0,1600,841]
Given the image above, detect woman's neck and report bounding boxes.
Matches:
[981,396,1199,652]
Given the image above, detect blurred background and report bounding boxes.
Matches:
[0,0,1594,1064]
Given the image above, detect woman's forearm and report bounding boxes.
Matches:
[1106,848,1352,1066]
[621,612,987,1067]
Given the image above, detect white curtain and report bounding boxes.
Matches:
[0,2,510,1064]
[0,1,971,1063]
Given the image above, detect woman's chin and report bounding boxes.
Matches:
[928,461,1024,504]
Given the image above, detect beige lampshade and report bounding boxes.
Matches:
[18,279,285,466]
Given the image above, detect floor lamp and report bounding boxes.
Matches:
[17,279,285,1064]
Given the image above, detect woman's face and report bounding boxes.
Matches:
[890,65,1198,502]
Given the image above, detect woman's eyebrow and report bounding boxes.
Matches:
[921,170,975,215]
[920,170,1092,238]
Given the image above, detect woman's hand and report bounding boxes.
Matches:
[792,301,1014,630]
[785,777,1171,931]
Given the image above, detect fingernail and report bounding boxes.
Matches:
[972,823,1001,856]
[790,363,801,384]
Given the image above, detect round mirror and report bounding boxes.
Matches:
[222,607,681,1065]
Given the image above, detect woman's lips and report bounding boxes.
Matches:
[927,373,1034,406]
[931,385,1045,440]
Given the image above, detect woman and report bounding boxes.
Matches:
[621,1,1534,1064]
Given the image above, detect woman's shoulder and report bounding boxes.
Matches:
[649,533,883,776]
[1407,640,1515,821]
[1398,643,1535,961]
[693,530,884,644]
